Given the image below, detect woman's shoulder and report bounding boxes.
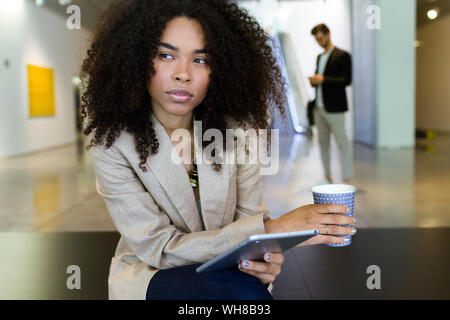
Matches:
[88,129,136,161]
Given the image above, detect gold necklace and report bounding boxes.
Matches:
[189,150,198,188]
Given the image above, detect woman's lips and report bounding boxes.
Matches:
[166,90,194,102]
[167,93,193,102]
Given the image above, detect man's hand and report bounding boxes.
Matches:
[309,74,325,86]
[238,253,284,285]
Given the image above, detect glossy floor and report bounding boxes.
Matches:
[1,132,449,231]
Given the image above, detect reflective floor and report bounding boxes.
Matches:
[265,132,450,228]
[1,131,449,231]
[0,138,115,231]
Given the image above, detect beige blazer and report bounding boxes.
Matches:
[90,113,272,300]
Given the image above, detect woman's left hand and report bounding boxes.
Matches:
[238,253,285,285]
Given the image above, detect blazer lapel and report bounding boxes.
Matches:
[323,47,337,76]
[194,119,229,230]
[147,113,202,232]
[147,113,229,232]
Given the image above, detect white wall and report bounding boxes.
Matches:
[352,0,377,146]
[0,0,92,158]
[416,14,450,132]
[351,0,416,149]
[376,0,416,148]
[239,0,354,140]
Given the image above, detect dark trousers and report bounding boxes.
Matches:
[146,264,273,300]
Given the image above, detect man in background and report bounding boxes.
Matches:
[309,23,353,184]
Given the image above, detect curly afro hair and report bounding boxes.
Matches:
[80,0,287,171]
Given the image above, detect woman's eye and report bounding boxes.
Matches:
[194,58,207,65]
[159,53,174,60]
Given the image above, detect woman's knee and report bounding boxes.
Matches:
[147,265,273,300]
[221,271,273,300]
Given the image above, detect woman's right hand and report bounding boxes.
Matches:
[264,204,356,246]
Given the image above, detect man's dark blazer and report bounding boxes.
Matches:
[312,47,352,113]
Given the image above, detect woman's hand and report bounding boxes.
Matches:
[264,204,356,246]
[238,252,284,285]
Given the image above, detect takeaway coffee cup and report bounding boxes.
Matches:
[311,184,356,247]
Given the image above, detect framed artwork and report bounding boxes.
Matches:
[27,64,55,117]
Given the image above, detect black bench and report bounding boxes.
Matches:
[0,229,449,299]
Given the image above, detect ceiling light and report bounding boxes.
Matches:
[35,0,45,6]
[427,8,439,20]
[71,76,82,86]
[58,0,72,5]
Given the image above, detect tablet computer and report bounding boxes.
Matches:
[196,229,319,273]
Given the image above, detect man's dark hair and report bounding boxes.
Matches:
[311,23,330,36]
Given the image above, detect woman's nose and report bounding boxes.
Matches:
[174,73,191,83]
[173,62,191,83]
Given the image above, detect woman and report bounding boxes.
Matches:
[81,0,355,300]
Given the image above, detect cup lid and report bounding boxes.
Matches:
[311,184,356,194]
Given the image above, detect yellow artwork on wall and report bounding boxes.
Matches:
[27,64,55,117]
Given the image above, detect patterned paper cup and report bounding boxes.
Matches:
[311,184,356,247]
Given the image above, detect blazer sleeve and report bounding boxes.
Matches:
[323,51,352,87]
[90,144,270,270]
